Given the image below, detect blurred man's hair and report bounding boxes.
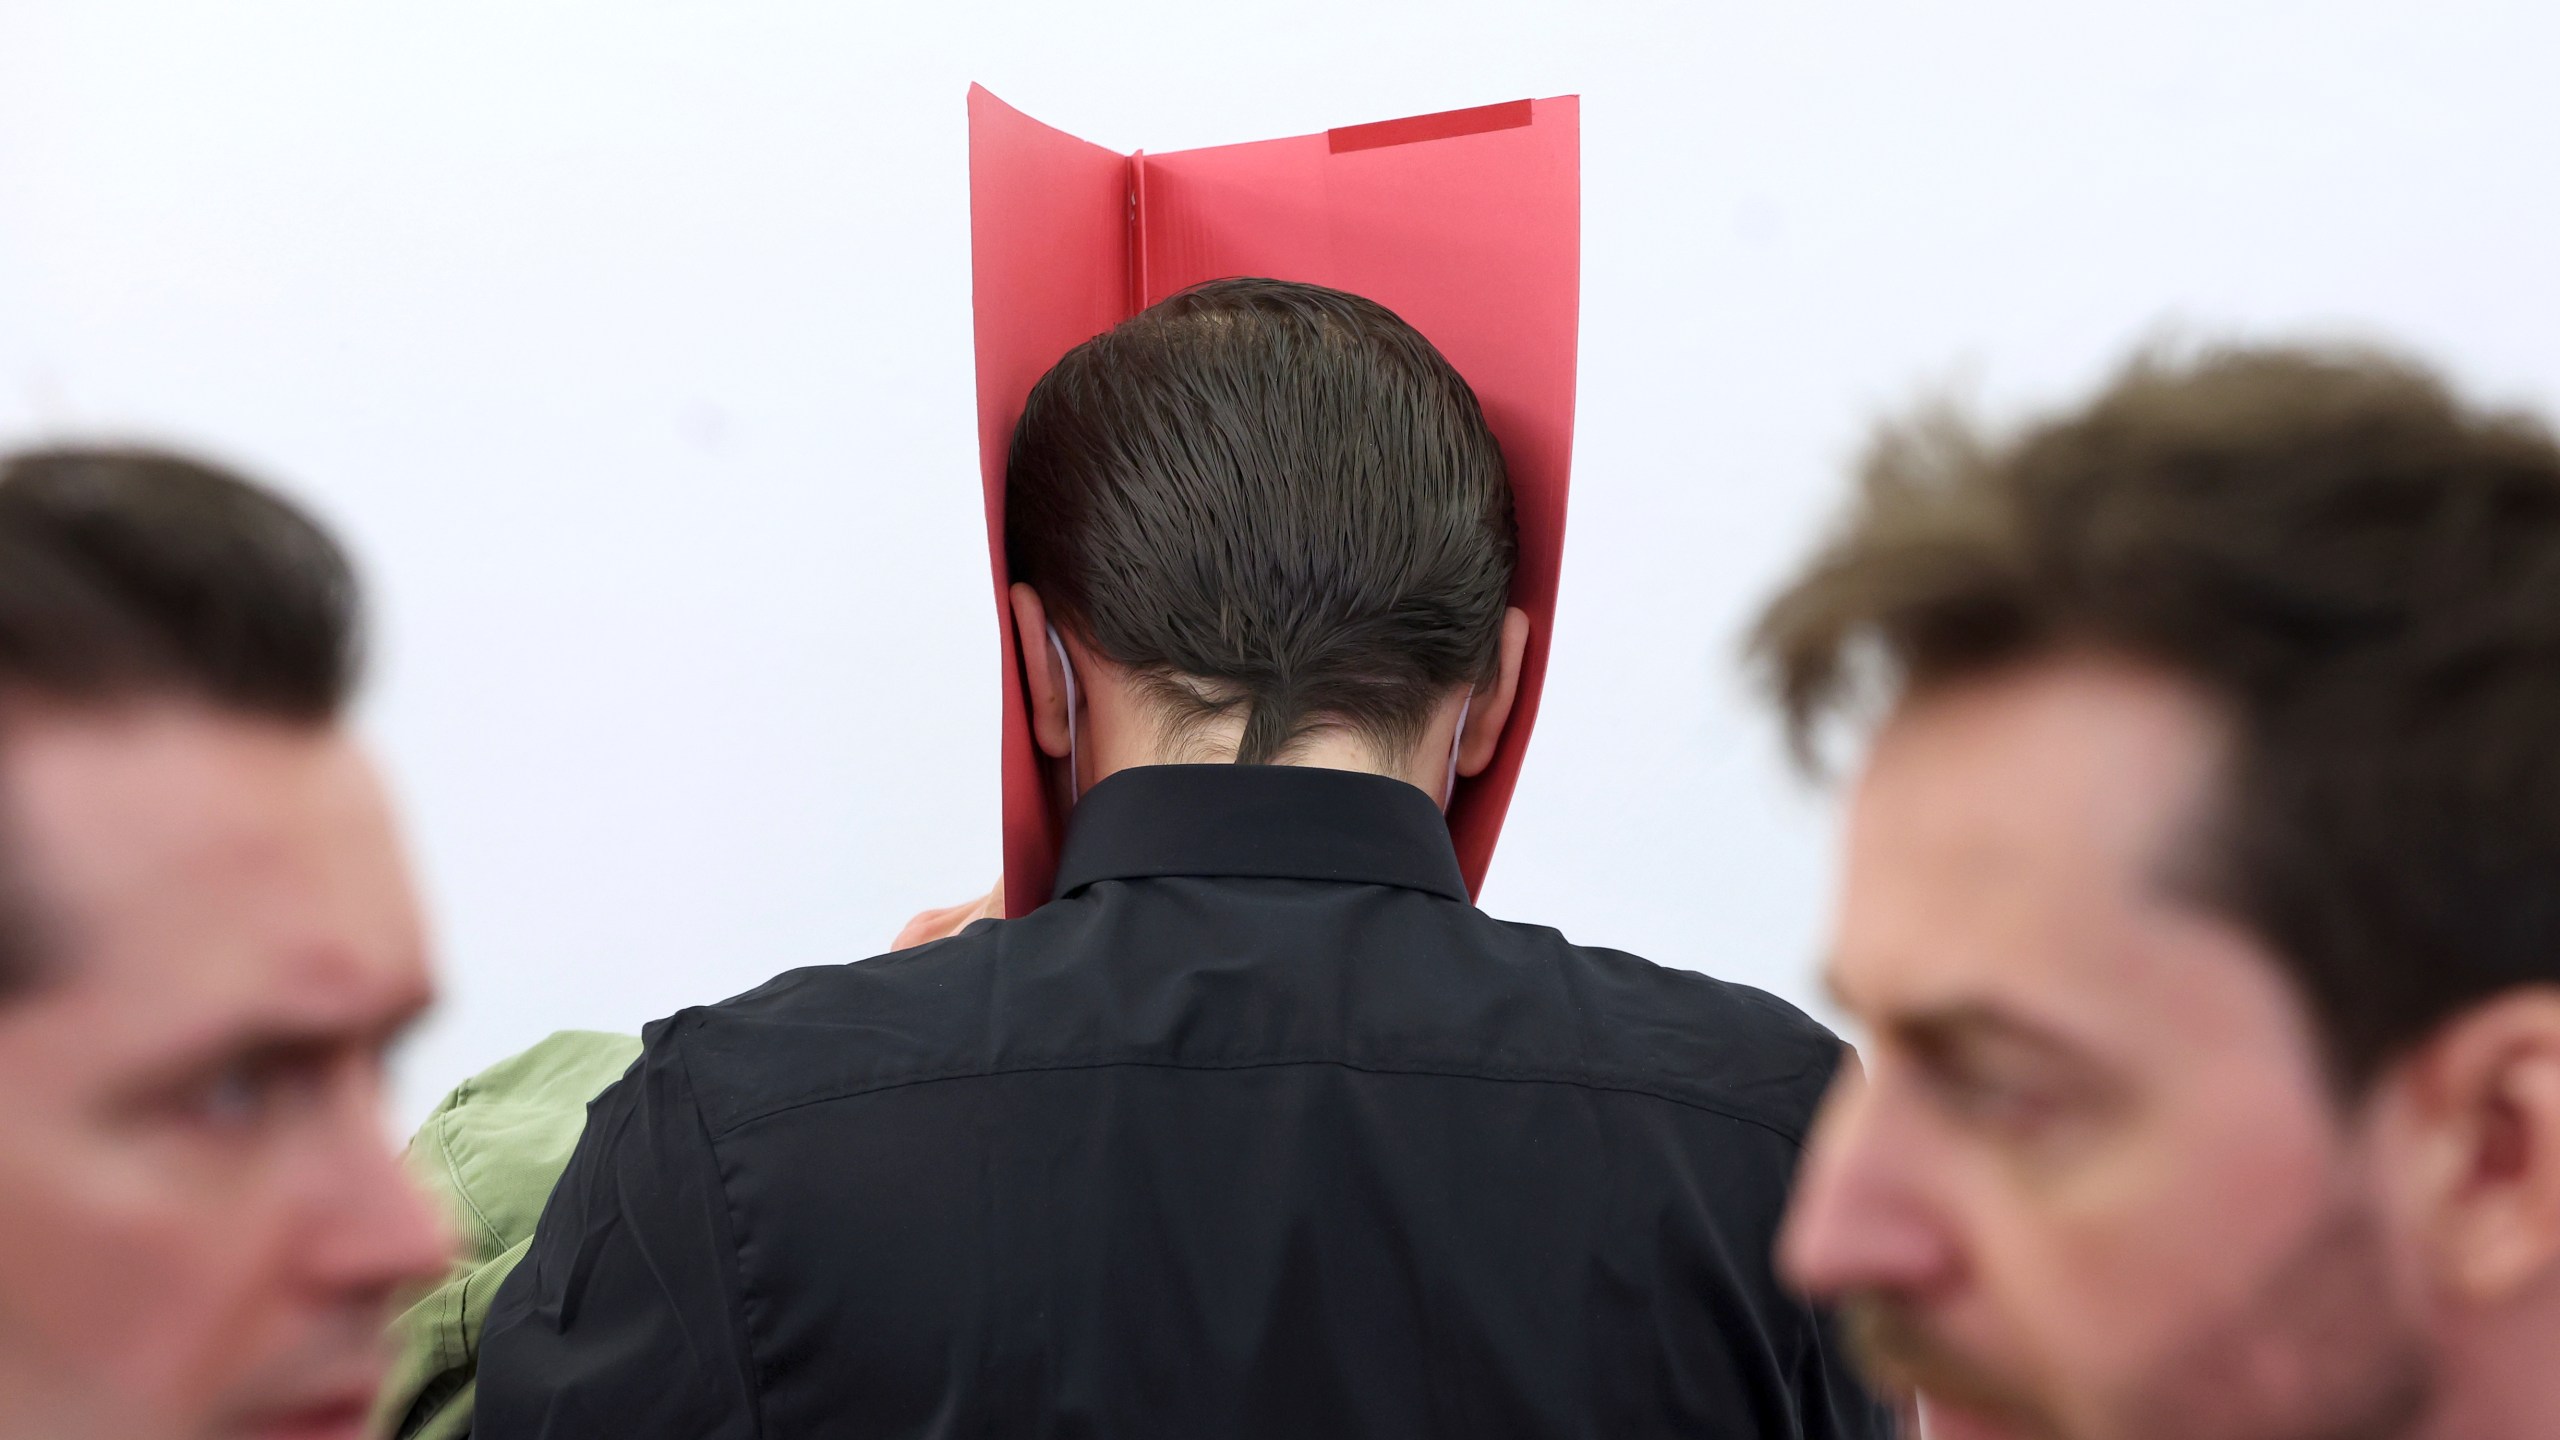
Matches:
[1006,276,1515,766]
[1751,343,2560,1090]
[0,445,362,992]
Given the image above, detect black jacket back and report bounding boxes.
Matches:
[480,765,1887,1439]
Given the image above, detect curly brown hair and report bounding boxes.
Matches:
[1751,343,2560,1089]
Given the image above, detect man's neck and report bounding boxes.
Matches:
[1062,654,1471,806]
[1090,723,1448,804]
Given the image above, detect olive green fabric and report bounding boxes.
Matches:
[373,1030,641,1440]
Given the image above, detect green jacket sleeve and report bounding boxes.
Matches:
[372,1030,643,1440]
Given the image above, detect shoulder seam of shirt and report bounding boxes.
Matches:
[687,1049,1816,1152]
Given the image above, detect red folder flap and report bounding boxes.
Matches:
[970,84,1580,917]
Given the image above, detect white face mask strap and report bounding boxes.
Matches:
[1046,624,1083,802]
[1442,693,1472,811]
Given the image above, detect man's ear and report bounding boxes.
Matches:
[1008,583,1073,762]
[1456,608,1533,780]
[2384,987,2560,1305]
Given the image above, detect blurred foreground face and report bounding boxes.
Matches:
[0,704,444,1440]
[1757,343,2560,1440]
[1783,656,2427,1440]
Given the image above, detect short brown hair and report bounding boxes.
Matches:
[1007,277,1515,766]
[1751,344,2560,1088]
[0,445,362,995]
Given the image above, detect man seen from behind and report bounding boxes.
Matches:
[479,278,1886,1439]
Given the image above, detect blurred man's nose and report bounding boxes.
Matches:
[1778,1072,1957,1302]
[306,1117,454,1297]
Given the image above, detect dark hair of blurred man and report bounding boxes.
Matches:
[478,279,1887,1439]
[0,448,448,1440]
[1758,344,2560,1440]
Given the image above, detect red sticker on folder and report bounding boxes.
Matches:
[1327,98,1535,153]
[970,84,1581,917]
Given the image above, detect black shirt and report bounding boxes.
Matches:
[479,764,1886,1439]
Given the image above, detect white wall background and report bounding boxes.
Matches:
[2,1,2556,1124]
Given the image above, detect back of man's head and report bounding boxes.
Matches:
[1006,277,1516,767]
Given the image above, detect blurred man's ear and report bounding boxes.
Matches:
[2386,988,2560,1304]
[1008,583,1073,762]
[1455,608,1532,780]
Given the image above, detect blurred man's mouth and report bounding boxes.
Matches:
[223,1314,400,1440]
[243,1392,373,1440]
[235,1372,382,1440]
[1839,1293,2061,1440]
[1921,1395,2038,1440]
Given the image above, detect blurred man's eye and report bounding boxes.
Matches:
[1927,1066,2062,1134]
[173,1051,333,1135]
[192,1065,273,1130]
[1905,1045,2086,1143]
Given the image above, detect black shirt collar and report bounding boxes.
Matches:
[1052,764,1471,904]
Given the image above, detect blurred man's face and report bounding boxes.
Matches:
[1781,654,2433,1440]
[0,703,448,1440]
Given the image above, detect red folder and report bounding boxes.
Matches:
[970,84,1580,917]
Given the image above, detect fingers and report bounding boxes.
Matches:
[891,878,1004,951]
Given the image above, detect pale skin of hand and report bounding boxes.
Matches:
[893,879,1003,950]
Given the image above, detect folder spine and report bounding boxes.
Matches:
[1125,152,1151,318]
